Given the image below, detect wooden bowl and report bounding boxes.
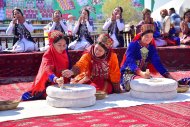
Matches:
[177,85,189,93]
[95,91,107,100]
[0,100,20,111]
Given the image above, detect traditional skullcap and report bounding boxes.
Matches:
[97,33,113,49]
[141,24,155,36]
[48,30,64,45]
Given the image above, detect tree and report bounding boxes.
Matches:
[102,0,142,24]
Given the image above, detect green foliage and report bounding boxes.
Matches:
[102,0,142,24]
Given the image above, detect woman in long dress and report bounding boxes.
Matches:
[103,6,125,48]
[68,9,93,50]
[22,30,70,101]
[63,34,121,94]
[6,8,38,52]
[120,24,174,91]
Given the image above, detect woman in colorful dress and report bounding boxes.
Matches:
[68,9,94,50]
[22,30,70,101]
[63,34,121,94]
[6,8,38,52]
[120,24,173,91]
[103,6,125,48]
[180,9,190,45]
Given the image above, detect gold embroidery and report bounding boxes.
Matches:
[140,47,149,60]
[49,31,63,39]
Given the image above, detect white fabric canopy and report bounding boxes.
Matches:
[152,0,190,21]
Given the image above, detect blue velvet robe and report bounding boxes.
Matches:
[120,40,168,88]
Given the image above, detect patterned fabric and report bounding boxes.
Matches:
[107,18,125,47]
[0,82,33,100]
[48,30,64,45]
[1,71,190,101]
[96,33,113,49]
[49,21,65,34]
[141,24,155,33]
[0,101,190,127]
[136,21,161,39]
[13,21,35,45]
[73,45,121,94]
[76,23,93,44]
[21,30,70,100]
[0,46,190,78]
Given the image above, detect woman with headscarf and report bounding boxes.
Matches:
[120,24,174,91]
[22,30,70,101]
[63,34,121,94]
[103,6,125,48]
[6,8,38,52]
[68,8,94,50]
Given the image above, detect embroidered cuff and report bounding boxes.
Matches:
[49,74,56,82]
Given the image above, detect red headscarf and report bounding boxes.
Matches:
[30,30,69,94]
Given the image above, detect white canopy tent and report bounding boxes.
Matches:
[151,0,190,21]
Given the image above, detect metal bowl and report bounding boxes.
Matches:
[0,100,20,111]
[177,85,189,93]
[95,91,107,100]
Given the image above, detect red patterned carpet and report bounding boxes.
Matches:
[0,101,190,127]
[0,71,190,101]
[0,71,190,126]
[0,82,32,101]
